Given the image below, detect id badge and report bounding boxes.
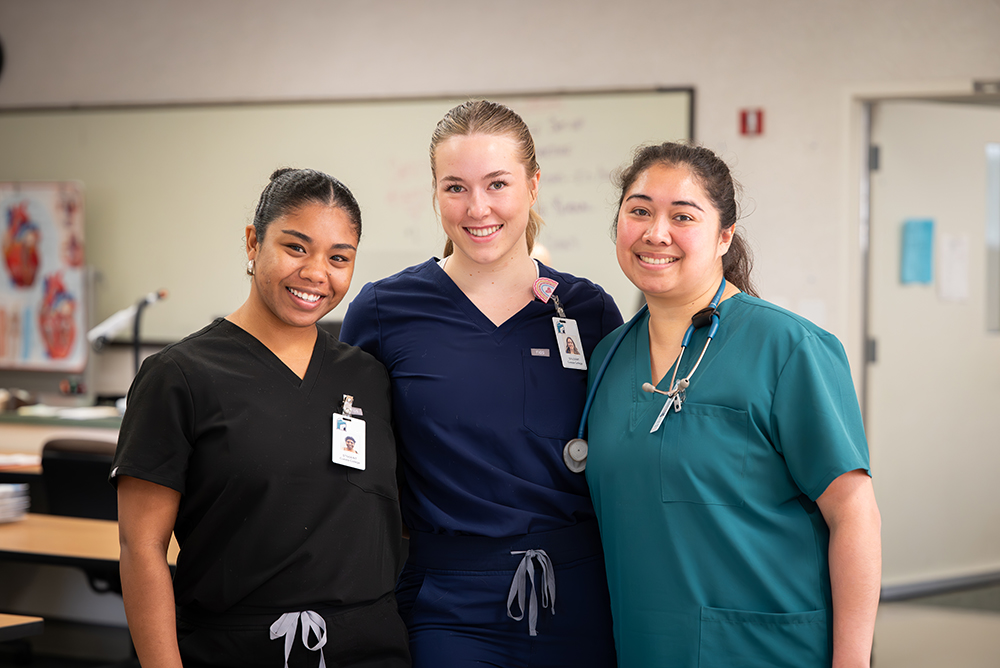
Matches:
[552,317,587,370]
[332,413,366,470]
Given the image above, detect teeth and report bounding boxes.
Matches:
[468,225,502,237]
[639,255,678,265]
[288,287,321,303]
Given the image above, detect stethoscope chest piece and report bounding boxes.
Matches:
[563,438,588,473]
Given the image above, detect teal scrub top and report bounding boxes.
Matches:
[585,294,870,668]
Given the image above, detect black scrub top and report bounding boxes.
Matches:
[112,318,402,614]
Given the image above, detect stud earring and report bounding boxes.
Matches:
[246,259,255,276]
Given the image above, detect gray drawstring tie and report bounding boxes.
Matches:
[270,611,327,668]
[506,549,556,636]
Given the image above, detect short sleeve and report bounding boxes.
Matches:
[770,332,870,501]
[111,353,195,494]
[340,282,381,361]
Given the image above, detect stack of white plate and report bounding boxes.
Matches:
[0,483,29,522]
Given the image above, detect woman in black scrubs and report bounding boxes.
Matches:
[113,168,410,668]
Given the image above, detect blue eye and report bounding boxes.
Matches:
[489,180,508,190]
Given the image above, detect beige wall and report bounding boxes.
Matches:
[2,0,997,366]
[0,3,992,347]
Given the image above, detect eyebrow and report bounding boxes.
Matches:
[279,229,357,251]
[440,169,513,184]
[624,194,705,212]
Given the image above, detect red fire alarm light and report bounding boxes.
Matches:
[740,109,764,136]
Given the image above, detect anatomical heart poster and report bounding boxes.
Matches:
[0,182,86,371]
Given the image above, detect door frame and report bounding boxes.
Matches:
[849,80,1000,420]
[849,81,1000,598]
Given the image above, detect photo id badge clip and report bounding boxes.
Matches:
[553,317,587,370]
[332,395,366,470]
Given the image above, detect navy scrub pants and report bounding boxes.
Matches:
[397,521,617,668]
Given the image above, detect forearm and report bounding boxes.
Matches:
[828,504,881,668]
[120,544,184,668]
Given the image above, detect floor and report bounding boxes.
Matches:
[2,588,999,667]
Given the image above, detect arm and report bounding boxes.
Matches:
[118,475,184,668]
[816,469,882,668]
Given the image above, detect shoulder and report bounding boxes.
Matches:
[142,318,234,374]
[541,264,613,301]
[725,294,851,371]
[322,329,388,377]
[728,294,840,341]
[357,258,440,297]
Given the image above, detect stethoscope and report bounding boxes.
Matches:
[562,278,727,473]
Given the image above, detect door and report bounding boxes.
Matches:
[868,100,1000,587]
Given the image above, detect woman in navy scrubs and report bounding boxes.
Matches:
[341,100,621,667]
[585,143,882,667]
[113,169,410,668]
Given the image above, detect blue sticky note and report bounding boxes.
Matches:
[901,219,934,284]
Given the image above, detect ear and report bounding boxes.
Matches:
[245,225,259,260]
[718,225,735,257]
[528,170,541,207]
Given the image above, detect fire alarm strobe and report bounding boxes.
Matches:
[740,108,764,136]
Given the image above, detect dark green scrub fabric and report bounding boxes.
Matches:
[586,294,870,668]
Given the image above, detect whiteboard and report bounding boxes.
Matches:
[0,90,692,341]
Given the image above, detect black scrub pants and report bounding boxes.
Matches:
[176,593,411,668]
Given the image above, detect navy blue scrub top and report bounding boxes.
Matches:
[341,259,622,537]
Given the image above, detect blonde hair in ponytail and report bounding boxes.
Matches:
[430,100,543,257]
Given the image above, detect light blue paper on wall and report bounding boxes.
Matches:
[901,219,934,284]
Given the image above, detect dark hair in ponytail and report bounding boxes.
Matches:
[252,167,362,242]
[612,142,758,297]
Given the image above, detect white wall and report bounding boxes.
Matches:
[0,0,997,366]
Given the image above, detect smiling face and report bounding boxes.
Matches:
[434,133,540,270]
[615,163,733,306]
[246,201,358,330]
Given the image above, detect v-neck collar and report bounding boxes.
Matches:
[429,258,539,344]
[218,318,325,394]
[627,297,741,430]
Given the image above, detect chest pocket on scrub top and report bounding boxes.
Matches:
[660,403,749,506]
[346,415,398,501]
[522,348,585,440]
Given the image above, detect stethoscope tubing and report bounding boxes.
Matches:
[563,278,726,473]
[575,304,649,440]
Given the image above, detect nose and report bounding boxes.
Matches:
[300,253,329,282]
[642,215,672,245]
[467,189,490,219]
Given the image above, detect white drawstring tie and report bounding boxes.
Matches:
[506,549,556,636]
[269,611,327,668]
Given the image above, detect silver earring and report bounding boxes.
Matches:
[246,259,254,276]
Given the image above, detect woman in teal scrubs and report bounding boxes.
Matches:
[585,143,881,668]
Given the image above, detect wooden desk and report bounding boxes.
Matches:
[0,513,178,570]
[0,613,44,642]
[0,454,43,479]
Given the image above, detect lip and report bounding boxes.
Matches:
[286,286,326,307]
[464,223,503,242]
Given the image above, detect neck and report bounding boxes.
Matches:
[443,246,537,295]
[227,292,318,358]
[442,247,537,327]
[644,275,737,385]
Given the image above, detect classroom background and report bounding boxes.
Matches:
[0,1,998,665]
